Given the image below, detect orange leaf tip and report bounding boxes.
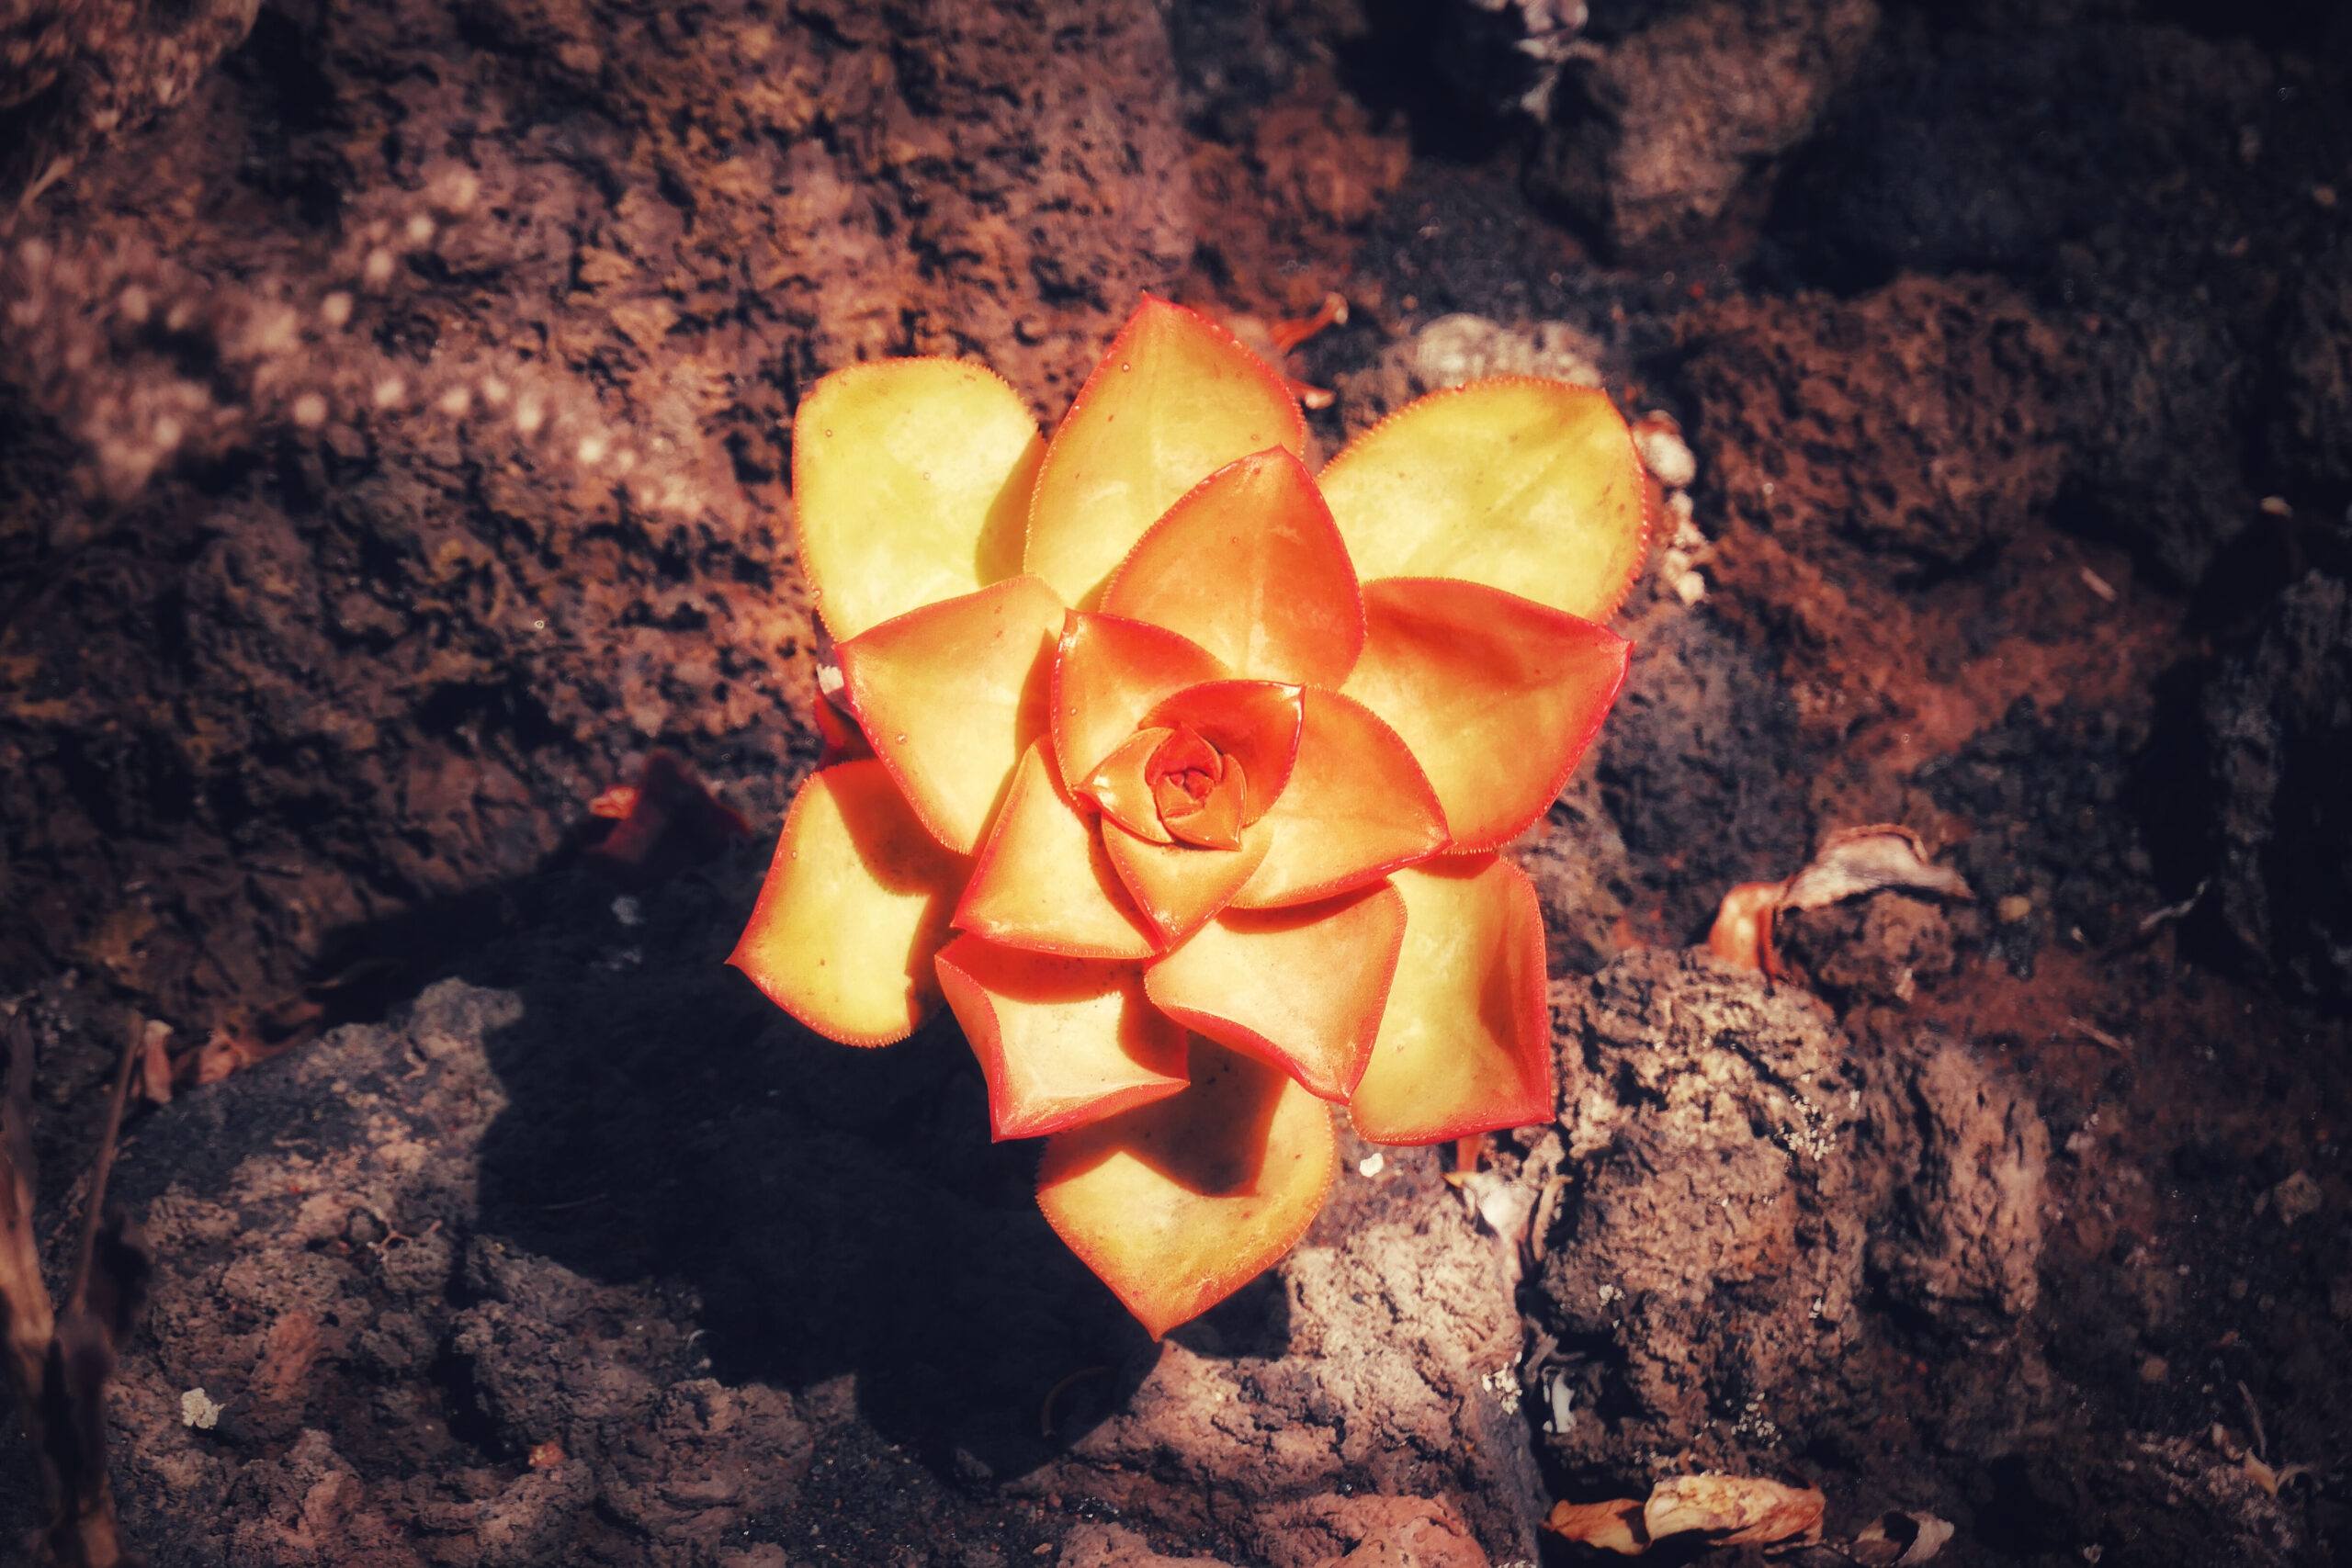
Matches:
[1026,296,1306,607]
[728,761,971,1046]
[838,574,1066,856]
[1036,1035,1337,1337]
[933,935,1188,1140]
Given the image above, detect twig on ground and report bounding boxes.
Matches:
[0,1008,153,1567]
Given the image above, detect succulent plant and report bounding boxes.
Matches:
[732,296,1646,1335]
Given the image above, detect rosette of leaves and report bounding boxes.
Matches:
[733,297,1646,1335]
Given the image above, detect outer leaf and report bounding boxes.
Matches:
[1101,814,1273,947]
[794,357,1044,640]
[728,761,970,1046]
[1037,1036,1337,1337]
[839,575,1065,856]
[1340,578,1630,852]
[1230,689,1448,909]
[933,935,1188,1140]
[1025,297,1306,608]
[1052,611,1227,792]
[1318,378,1650,622]
[1143,885,1405,1102]
[1140,680,1304,825]
[1348,855,1553,1145]
[1100,448,1364,686]
[955,742,1156,959]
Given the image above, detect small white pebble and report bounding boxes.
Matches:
[119,285,151,323]
[363,247,395,288]
[437,386,471,416]
[611,895,644,928]
[1358,1152,1385,1179]
[404,212,435,247]
[479,375,509,406]
[1673,570,1707,605]
[320,291,353,328]
[435,168,481,214]
[17,238,51,273]
[1632,414,1697,489]
[514,394,545,436]
[164,299,195,333]
[152,417,182,450]
[372,378,405,410]
[291,392,328,428]
[576,432,607,465]
[2079,567,2117,602]
[2259,494,2292,517]
[180,1388,222,1429]
[2314,184,2338,209]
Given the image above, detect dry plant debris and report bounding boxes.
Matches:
[1543,1472,1826,1555]
[0,1008,152,1566]
[1708,826,1973,976]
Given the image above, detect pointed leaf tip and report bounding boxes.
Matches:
[1340,578,1629,852]
[1101,447,1364,687]
[1038,1035,1336,1337]
[1319,378,1649,623]
[1026,297,1306,608]
[839,574,1066,856]
[1350,855,1553,1145]
[794,357,1044,641]
[729,761,971,1046]
[934,936,1188,1140]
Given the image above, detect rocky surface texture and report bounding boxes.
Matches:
[2,0,2350,1564]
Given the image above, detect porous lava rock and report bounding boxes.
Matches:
[0,0,1194,1031]
[2202,570,2352,1007]
[89,846,1553,1566]
[1528,0,1880,258]
[1533,949,1873,1473]
[2267,237,2352,502]
[1682,275,2073,568]
[1527,947,2052,1482]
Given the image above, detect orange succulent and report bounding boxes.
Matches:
[730,297,1646,1336]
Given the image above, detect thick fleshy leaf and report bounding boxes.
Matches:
[1340,578,1630,852]
[1100,448,1363,686]
[933,935,1188,1140]
[1348,855,1553,1144]
[1100,815,1272,947]
[1026,297,1306,607]
[839,575,1065,856]
[1231,689,1448,908]
[728,761,971,1046]
[1318,378,1650,622]
[1140,680,1303,825]
[1037,1036,1337,1337]
[794,357,1045,641]
[955,742,1156,959]
[1143,884,1405,1102]
[1052,611,1228,792]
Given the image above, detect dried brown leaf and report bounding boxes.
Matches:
[1542,1498,1648,1555]
[1781,826,1973,912]
[1643,1473,1826,1548]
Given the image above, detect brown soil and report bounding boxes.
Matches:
[1,0,2349,1565]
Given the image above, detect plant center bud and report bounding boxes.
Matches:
[1145,725,1247,851]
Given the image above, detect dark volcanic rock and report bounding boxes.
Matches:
[2202,571,2352,1007]
[1528,0,1880,258]
[1528,948,2051,1485]
[0,0,1193,1028]
[1683,274,2075,567]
